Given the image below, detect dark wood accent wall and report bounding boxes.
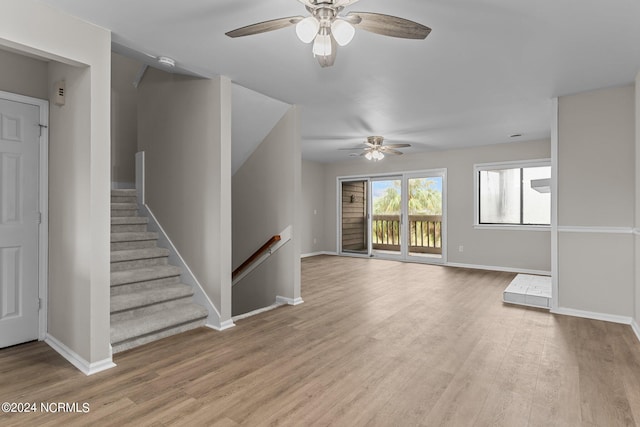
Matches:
[341,181,367,252]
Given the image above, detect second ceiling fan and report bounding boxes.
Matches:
[226,0,431,67]
[340,136,411,161]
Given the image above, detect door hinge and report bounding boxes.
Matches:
[38,298,42,310]
[36,212,42,224]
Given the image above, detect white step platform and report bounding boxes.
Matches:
[503,274,552,309]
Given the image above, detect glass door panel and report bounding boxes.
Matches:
[341,180,368,254]
[371,178,402,257]
[407,175,444,260]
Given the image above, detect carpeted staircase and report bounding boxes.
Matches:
[110,189,208,353]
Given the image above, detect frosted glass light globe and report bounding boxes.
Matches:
[312,33,332,56]
[296,16,320,44]
[331,19,355,46]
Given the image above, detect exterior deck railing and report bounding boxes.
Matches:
[372,214,442,254]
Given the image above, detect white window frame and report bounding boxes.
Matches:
[474,159,551,231]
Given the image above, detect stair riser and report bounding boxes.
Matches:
[111,224,147,233]
[111,209,138,217]
[111,240,156,251]
[112,319,206,353]
[111,257,168,272]
[111,189,137,197]
[111,298,194,323]
[110,276,182,295]
[111,196,137,204]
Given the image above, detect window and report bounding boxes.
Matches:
[475,160,551,227]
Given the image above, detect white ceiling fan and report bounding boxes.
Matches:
[340,136,411,161]
[225,0,431,67]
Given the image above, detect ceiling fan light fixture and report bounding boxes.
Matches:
[296,16,320,44]
[331,19,355,46]
[373,150,384,161]
[365,151,373,160]
[312,32,332,56]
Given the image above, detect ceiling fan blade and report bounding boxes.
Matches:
[338,147,365,150]
[346,12,431,39]
[226,16,304,38]
[382,143,411,148]
[381,148,404,155]
[316,37,338,67]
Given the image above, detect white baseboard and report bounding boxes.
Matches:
[232,301,286,322]
[206,319,236,331]
[631,319,640,343]
[142,204,232,331]
[446,262,551,276]
[276,296,304,306]
[301,251,336,258]
[551,307,632,325]
[45,334,116,376]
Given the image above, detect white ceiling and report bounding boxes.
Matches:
[41,0,640,163]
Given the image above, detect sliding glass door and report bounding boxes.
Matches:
[371,177,403,258]
[339,169,446,264]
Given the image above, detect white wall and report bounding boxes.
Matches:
[322,139,551,272]
[111,53,140,187]
[137,68,233,324]
[232,107,301,315]
[301,160,326,255]
[0,0,112,365]
[0,48,48,99]
[557,84,635,318]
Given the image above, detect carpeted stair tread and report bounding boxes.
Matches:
[111,231,158,242]
[111,247,170,263]
[111,216,147,225]
[111,265,181,286]
[110,284,194,313]
[111,303,208,344]
[111,202,138,210]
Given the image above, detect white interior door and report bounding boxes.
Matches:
[0,98,40,348]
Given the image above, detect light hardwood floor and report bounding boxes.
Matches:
[2,255,640,426]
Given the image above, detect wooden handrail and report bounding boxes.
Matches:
[232,235,281,279]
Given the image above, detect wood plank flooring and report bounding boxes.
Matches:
[2,255,640,426]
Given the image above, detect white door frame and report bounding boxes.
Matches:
[0,90,49,341]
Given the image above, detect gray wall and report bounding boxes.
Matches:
[636,72,640,325]
[137,68,233,322]
[322,139,551,272]
[301,160,326,255]
[557,84,635,317]
[111,53,140,186]
[232,107,301,315]
[0,48,48,99]
[1,0,113,365]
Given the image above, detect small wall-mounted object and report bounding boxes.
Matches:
[530,178,551,193]
[53,80,65,106]
[350,194,355,203]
